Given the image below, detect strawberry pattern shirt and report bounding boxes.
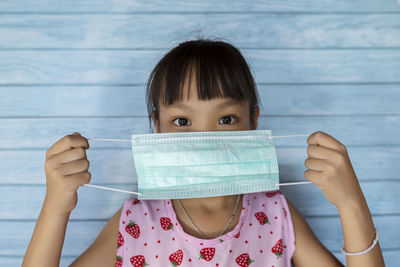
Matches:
[115,190,296,267]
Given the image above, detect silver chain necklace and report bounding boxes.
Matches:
[176,194,241,239]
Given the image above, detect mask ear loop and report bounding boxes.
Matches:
[82,134,312,195]
[278,181,312,186]
[82,184,143,195]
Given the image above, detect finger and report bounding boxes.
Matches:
[304,158,327,171]
[46,132,89,159]
[57,158,90,176]
[50,147,88,166]
[304,169,324,184]
[307,131,346,152]
[307,144,339,160]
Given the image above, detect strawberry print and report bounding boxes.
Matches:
[272,239,283,258]
[117,231,124,248]
[126,209,131,216]
[130,255,148,266]
[133,198,142,205]
[266,190,282,198]
[169,249,183,266]
[160,217,174,231]
[125,220,140,239]
[235,253,254,266]
[199,247,216,261]
[254,211,270,225]
[234,231,240,238]
[115,256,123,267]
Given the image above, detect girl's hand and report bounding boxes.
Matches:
[43,132,91,215]
[304,131,364,209]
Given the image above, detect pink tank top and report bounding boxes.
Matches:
[115,190,296,267]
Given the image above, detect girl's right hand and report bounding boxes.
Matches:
[43,132,91,215]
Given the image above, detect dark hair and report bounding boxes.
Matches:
[145,37,262,132]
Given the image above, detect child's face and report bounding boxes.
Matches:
[152,75,259,133]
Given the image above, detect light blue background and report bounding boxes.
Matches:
[1,1,399,266]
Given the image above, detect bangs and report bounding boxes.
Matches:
[146,38,260,130]
[159,42,251,105]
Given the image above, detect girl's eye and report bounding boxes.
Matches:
[172,117,191,127]
[219,115,238,125]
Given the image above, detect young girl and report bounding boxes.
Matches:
[23,39,385,267]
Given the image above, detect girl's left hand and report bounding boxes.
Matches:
[304,131,365,209]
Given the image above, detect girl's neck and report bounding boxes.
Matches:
[171,194,244,239]
[173,194,242,214]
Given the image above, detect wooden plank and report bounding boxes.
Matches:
[281,180,400,217]
[0,116,398,149]
[0,146,398,184]
[0,181,397,219]
[1,14,400,49]
[1,216,398,262]
[0,0,399,13]
[1,50,400,84]
[1,84,399,116]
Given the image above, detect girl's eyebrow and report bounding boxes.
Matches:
[171,100,241,111]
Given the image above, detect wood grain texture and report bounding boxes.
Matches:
[1,50,400,84]
[1,14,400,49]
[0,0,399,13]
[1,1,399,266]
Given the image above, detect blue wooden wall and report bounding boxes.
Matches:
[1,1,399,266]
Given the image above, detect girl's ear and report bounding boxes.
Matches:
[252,106,260,130]
[152,111,160,133]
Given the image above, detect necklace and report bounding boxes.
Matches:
[176,194,241,239]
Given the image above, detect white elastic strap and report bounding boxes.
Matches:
[82,184,143,195]
[341,228,379,256]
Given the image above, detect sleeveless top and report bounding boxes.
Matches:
[115,190,296,267]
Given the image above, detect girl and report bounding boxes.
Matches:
[23,39,385,267]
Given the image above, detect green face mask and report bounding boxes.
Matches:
[131,129,279,199]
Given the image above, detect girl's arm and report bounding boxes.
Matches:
[22,200,70,266]
[23,201,122,267]
[303,131,385,267]
[337,195,385,266]
[23,132,92,266]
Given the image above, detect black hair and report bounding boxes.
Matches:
[145,37,262,132]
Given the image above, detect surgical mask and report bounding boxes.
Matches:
[84,130,311,199]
